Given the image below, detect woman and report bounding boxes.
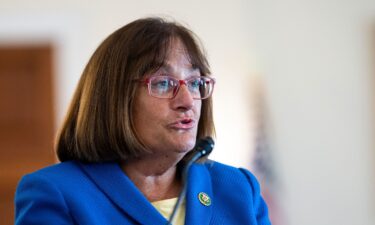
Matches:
[15,17,271,225]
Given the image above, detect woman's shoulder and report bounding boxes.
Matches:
[18,161,122,191]
[16,161,78,191]
[201,160,261,192]
[202,160,256,178]
[23,161,82,179]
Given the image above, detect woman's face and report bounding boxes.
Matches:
[133,38,202,157]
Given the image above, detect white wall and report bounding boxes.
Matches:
[1,1,374,225]
[252,1,375,224]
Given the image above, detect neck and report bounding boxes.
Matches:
[121,153,184,202]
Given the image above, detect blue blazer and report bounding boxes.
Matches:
[15,160,271,225]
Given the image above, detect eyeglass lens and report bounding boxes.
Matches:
[149,76,214,99]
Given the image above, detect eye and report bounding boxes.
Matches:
[150,76,177,93]
[188,78,203,89]
[155,79,169,88]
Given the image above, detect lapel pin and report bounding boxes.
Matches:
[198,192,211,206]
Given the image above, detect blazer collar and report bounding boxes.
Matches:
[79,161,213,225]
[79,162,167,224]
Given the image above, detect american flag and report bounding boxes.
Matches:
[251,76,284,225]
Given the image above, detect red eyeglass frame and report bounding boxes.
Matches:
[137,75,216,99]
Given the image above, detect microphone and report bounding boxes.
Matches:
[193,136,214,158]
[167,137,214,225]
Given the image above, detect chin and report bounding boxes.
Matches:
[175,142,195,153]
[173,137,196,153]
[163,130,197,152]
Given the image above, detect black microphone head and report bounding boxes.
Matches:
[196,136,214,156]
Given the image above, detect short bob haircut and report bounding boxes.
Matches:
[56,17,215,163]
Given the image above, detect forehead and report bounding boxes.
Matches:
[158,38,199,72]
[166,39,190,63]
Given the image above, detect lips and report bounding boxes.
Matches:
[168,118,196,130]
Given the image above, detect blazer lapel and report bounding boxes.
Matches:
[78,162,167,225]
[184,163,213,225]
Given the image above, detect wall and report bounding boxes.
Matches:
[252,1,375,224]
[1,0,374,224]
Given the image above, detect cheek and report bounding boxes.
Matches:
[133,96,167,132]
[195,101,202,118]
[133,92,153,132]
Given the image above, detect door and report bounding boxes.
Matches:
[0,45,55,225]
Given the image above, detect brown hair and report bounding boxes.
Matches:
[56,17,215,162]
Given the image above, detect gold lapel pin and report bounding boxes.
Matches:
[198,192,211,206]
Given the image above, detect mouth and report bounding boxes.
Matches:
[168,118,196,130]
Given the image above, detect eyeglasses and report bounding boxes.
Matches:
[138,76,215,99]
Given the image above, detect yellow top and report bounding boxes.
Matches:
[151,197,185,225]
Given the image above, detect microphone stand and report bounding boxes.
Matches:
[167,137,214,225]
[167,152,203,224]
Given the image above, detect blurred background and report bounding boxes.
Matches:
[1,0,375,224]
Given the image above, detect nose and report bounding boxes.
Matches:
[171,83,194,111]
